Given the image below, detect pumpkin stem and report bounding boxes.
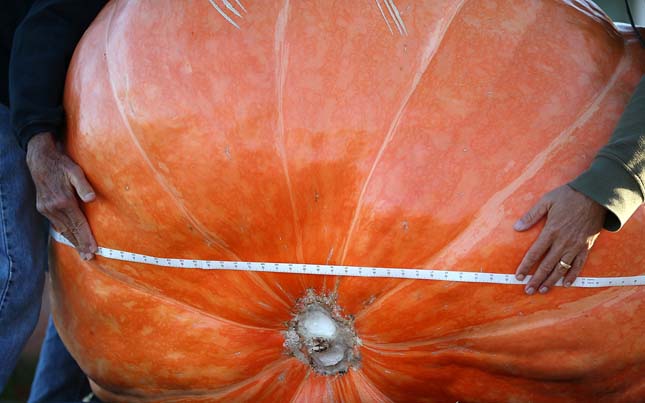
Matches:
[283,290,361,375]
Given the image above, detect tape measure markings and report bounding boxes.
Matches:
[50,230,645,288]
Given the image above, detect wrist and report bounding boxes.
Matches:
[26,132,57,166]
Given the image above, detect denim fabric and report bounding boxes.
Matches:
[0,103,47,389]
[0,104,90,401]
[28,318,91,403]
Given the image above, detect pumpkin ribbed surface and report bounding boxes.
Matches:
[53,0,645,402]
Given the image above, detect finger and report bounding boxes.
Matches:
[538,252,577,293]
[38,201,78,246]
[39,191,85,250]
[515,231,553,281]
[45,191,94,257]
[514,197,549,231]
[563,250,588,288]
[49,215,80,250]
[524,247,561,295]
[62,206,97,258]
[66,163,96,202]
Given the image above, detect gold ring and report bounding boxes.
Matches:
[558,260,572,271]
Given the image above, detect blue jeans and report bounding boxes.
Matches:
[0,104,90,402]
[28,319,93,403]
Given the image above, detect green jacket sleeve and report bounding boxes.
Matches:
[569,75,645,231]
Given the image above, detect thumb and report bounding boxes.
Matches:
[514,198,549,231]
[67,163,96,203]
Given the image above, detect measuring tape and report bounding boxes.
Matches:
[50,230,645,288]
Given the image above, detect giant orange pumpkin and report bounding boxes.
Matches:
[52,0,645,402]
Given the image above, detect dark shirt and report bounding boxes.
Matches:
[0,0,35,107]
[2,0,106,149]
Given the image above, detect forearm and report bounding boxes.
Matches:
[9,0,106,150]
[569,75,645,231]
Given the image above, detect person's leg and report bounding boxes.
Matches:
[0,103,47,389]
[0,103,90,401]
[28,317,91,403]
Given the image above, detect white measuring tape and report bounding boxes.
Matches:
[50,230,645,288]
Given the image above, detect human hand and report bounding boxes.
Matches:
[26,132,97,260]
[513,185,606,294]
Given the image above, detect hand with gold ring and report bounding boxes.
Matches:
[513,185,606,295]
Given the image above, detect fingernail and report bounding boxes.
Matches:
[513,220,526,231]
[82,192,96,202]
[525,286,535,295]
[539,286,549,294]
[516,274,525,281]
[564,281,572,288]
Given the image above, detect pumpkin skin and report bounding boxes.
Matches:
[51,0,645,402]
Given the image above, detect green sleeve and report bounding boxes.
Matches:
[569,75,645,231]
